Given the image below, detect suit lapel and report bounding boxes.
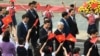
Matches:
[21,22,28,31]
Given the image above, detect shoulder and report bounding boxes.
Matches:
[18,22,23,26]
[40,27,44,31]
[9,42,15,46]
[84,38,91,45]
[60,19,64,22]
[54,29,60,34]
[8,42,15,48]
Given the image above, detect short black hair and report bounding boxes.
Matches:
[2,31,10,42]
[28,2,33,6]
[31,1,37,5]
[44,19,51,24]
[28,1,37,6]
[69,9,74,13]
[18,38,24,45]
[43,46,52,54]
[73,47,80,54]
[70,4,74,8]
[22,14,29,19]
[89,29,98,35]
[62,11,68,17]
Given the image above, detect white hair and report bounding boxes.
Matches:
[57,22,64,26]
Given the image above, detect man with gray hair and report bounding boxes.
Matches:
[54,22,64,56]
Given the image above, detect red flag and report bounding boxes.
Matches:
[66,33,77,43]
[2,15,12,25]
[91,2,98,9]
[56,34,65,43]
[10,0,15,2]
[48,33,55,40]
[33,19,39,27]
[90,37,98,44]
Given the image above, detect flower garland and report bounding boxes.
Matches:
[78,0,100,14]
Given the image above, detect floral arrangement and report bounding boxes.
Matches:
[78,0,100,14]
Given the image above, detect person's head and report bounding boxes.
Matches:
[73,47,80,54]
[45,4,51,11]
[70,4,75,9]
[89,29,98,37]
[57,22,64,31]
[0,7,6,15]
[43,46,52,54]
[2,30,10,42]
[22,14,29,23]
[69,9,75,16]
[62,11,69,19]
[43,20,51,29]
[18,38,25,45]
[9,2,14,6]
[28,1,37,9]
[90,9,95,14]
[1,7,6,15]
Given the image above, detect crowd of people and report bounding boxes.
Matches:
[0,0,100,56]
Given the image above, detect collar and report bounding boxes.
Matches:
[43,27,48,32]
[22,21,27,25]
[63,18,67,21]
[57,29,62,33]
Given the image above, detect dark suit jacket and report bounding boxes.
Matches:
[17,22,28,40]
[26,9,40,28]
[54,29,64,56]
[67,16,79,36]
[39,27,48,44]
[54,29,71,53]
[84,38,99,56]
[39,27,53,47]
[60,18,70,36]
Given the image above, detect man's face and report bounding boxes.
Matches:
[24,17,29,23]
[30,4,34,10]
[2,8,6,14]
[30,3,37,9]
[58,24,64,30]
[65,15,69,19]
[45,23,50,29]
[70,10,75,16]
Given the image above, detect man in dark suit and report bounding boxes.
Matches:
[17,14,29,41]
[39,20,52,46]
[84,29,99,56]
[60,11,70,36]
[68,9,79,37]
[67,9,79,51]
[54,22,64,56]
[26,1,40,51]
[60,12,71,54]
